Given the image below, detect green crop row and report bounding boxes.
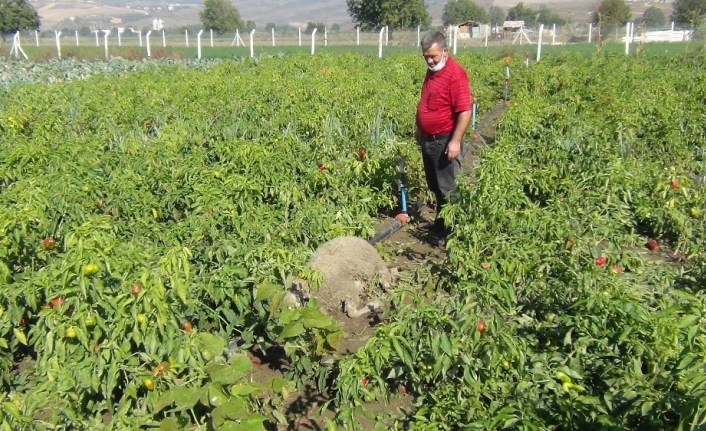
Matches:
[336,52,706,429]
[0,52,502,429]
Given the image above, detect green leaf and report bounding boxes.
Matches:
[154,390,177,413]
[255,280,280,302]
[218,414,268,431]
[206,356,251,384]
[170,387,200,412]
[200,332,226,357]
[431,333,440,358]
[678,314,699,329]
[230,383,260,396]
[557,365,583,380]
[563,328,573,346]
[208,383,229,406]
[279,320,304,339]
[175,279,188,303]
[13,328,26,345]
[266,376,289,393]
[159,418,180,431]
[325,330,342,350]
[2,402,22,420]
[301,306,335,329]
[206,363,248,385]
[439,332,452,356]
[212,398,249,427]
[641,401,654,416]
[677,353,699,371]
[269,291,285,318]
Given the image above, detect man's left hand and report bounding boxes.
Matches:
[445,140,461,160]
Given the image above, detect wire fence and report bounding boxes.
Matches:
[2,22,700,61]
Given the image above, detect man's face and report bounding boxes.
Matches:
[422,43,448,69]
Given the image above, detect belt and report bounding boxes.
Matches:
[420,132,452,143]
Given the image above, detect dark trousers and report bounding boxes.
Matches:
[420,135,465,226]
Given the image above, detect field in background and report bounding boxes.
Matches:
[9,40,704,62]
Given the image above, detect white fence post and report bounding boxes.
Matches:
[417,26,420,46]
[552,23,556,45]
[385,25,388,45]
[249,29,255,58]
[132,29,142,47]
[55,31,62,59]
[631,21,636,42]
[298,28,302,46]
[588,23,592,43]
[625,23,631,54]
[10,32,28,59]
[536,24,544,62]
[35,30,39,47]
[378,27,385,58]
[102,30,110,59]
[357,26,360,45]
[485,25,489,47]
[94,30,99,46]
[146,30,152,57]
[324,27,327,46]
[75,30,79,46]
[185,30,189,47]
[162,29,166,47]
[272,28,275,46]
[311,28,317,55]
[453,25,458,54]
[210,29,213,47]
[197,29,203,59]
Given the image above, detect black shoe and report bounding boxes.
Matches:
[430,236,446,247]
[431,218,448,235]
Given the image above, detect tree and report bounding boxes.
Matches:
[265,23,276,32]
[442,0,488,26]
[331,23,341,31]
[537,5,566,26]
[643,6,666,27]
[488,5,505,26]
[0,0,40,39]
[78,26,93,37]
[244,20,256,31]
[507,2,537,27]
[593,0,631,27]
[200,0,243,33]
[305,22,325,34]
[671,0,706,26]
[347,0,431,32]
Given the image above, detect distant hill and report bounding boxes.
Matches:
[33,0,664,32]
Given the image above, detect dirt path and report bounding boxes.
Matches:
[250,102,507,430]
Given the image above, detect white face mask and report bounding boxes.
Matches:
[428,54,447,72]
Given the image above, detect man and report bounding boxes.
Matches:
[415,31,472,244]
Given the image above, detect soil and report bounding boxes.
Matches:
[246,102,508,430]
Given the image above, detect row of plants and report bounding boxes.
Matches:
[0,51,503,428]
[335,51,706,429]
